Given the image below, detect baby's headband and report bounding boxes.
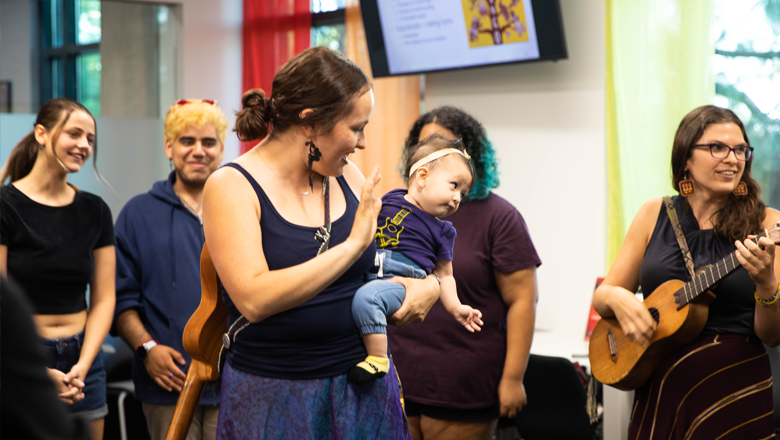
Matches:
[408,148,471,177]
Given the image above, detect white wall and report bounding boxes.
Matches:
[179,0,243,160]
[423,0,606,356]
[0,0,36,113]
[130,0,243,160]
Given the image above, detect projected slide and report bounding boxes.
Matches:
[376,0,540,75]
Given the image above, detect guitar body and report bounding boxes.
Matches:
[588,279,716,391]
[165,245,228,440]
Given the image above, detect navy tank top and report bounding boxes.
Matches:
[221,163,375,379]
[640,196,756,335]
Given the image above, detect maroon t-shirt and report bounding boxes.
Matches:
[388,192,541,409]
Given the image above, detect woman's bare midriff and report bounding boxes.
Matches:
[33,310,88,339]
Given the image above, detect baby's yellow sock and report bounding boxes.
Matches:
[348,355,390,383]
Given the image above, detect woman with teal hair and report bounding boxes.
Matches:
[389,106,542,440]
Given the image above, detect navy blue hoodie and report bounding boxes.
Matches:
[113,171,219,405]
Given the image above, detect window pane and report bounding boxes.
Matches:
[51,0,63,47]
[78,52,101,116]
[312,24,346,55]
[51,58,62,98]
[311,0,346,13]
[76,0,101,45]
[714,0,780,208]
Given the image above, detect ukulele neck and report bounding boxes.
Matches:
[673,231,766,310]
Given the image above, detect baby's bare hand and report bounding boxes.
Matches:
[454,306,483,332]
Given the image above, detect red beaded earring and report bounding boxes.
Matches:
[733,181,748,196]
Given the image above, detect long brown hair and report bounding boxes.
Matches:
[671,105,765,241]
[234,46,371,142]
[1,98,98,183]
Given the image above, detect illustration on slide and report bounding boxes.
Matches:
[463,0,529,47]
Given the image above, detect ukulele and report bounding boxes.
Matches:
[588,222,780,391]
[164,244,227,440]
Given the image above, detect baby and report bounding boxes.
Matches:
[349,134,483,383]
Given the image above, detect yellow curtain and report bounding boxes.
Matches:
[606,0,714,266]
[345,0,421,196]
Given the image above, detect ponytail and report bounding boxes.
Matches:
[1,132,41,183]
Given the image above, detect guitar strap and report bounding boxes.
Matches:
[663,196,696,279]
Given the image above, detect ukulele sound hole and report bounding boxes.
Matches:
[648,307,660,324]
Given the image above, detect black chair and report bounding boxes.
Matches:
[512,354,594,440]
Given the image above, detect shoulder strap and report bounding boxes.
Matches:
[662,196,696,278]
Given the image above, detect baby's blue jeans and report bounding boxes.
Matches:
[352,249,428,336]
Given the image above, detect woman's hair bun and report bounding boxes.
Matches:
[234,88,271,142]
[242,88,267,109]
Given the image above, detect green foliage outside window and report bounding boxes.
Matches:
[313,24,347,55]
[79,52,101,116]
[714,0,780,208]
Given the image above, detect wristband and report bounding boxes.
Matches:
[754,285,780,307]
[136,339,159,359]
[432,274,441,285]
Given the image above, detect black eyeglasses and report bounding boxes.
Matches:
[693,143,753,161]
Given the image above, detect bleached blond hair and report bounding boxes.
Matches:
[164,100,228,144]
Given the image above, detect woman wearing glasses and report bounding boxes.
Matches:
[593,105,780,438]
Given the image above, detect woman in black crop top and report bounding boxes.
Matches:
[0,98,115,440]
[202,47,440,439]
[593,105,780,439]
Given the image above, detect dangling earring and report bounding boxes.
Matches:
[169,159,173,170]
[306,138,322,191]
[733,181,748,196]
[679,174,695,197]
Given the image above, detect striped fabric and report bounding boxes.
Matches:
[628,334,775,440]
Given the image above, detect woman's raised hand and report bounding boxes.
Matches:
[347,166,382,252]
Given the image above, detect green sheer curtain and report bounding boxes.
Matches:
[606,0,715,266]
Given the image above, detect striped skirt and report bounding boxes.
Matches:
[628,334,775,440]
[216,361,409,440]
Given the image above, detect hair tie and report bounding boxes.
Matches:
[409,148,471,177]
[261,97,274,121]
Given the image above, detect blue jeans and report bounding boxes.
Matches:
[41,329,108,420]
[352,250,428,337]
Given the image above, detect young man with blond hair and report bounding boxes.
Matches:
[113,100,227,440]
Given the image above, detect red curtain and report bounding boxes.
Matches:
[241,0,311,154]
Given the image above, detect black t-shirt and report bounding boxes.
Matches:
[0,184,115,314]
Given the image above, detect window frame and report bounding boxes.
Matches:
[311,6,346,54]
[312,8,345,28]
[39,0,100,107]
